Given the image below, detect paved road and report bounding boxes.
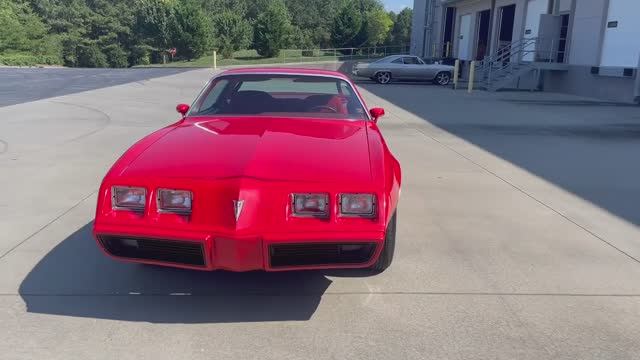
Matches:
[0,67,190,107]
[1,69,639,359]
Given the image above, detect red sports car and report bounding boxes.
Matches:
[93,68,401,272]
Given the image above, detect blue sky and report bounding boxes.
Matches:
[383,0,412,13]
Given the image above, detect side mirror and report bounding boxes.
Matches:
[176,103,190,117]
[369,107,385,122]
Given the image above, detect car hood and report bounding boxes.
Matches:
[120,117,372,183]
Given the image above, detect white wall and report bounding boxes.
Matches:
[411,0,427,56]
[600,0,640,67]
[558,0,571,12]
[568,0,608,66]
[523,0,550,61]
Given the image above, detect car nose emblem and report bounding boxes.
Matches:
[233,200,244,221]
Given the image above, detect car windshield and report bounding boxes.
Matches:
[190,74,368,120]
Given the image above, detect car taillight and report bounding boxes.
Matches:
[339,193,376,217]
[157,189,192,214]
[112,186,146,211]
[292,193,329,218]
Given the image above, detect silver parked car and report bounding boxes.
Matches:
[352,55,454,85]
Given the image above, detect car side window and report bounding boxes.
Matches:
[403,57,420,65]
[391,58,404,64]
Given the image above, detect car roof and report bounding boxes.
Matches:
[219,67,351,80]
[377,54,417,63]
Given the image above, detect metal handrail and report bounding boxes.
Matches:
[473,36,568,89]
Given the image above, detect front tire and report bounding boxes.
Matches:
[371,211,396,272]
[375,71,391,84]
[434,71,451,86]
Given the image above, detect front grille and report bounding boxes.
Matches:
[99,235,205,267]
[269,243,376,268]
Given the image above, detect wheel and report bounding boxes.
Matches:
[434,71,451,86]
[371,211,396,272]
[375,71,391,84]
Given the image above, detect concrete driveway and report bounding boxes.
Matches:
[1,69,639,359]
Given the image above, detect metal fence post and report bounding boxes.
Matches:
[453,59,460,89]
[213,50,217,70]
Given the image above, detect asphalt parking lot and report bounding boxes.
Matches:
[1,68,640,359]
[0,67,189,107]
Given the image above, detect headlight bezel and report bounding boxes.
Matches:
[339,193,377,218]
[156,188,193,214]
[111,186,147,212]
[291,193,330,218]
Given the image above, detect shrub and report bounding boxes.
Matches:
[77,43,108,68]
[103,44,129,68]
[0,53,62,66]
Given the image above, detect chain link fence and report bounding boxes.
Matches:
[281,45,411,64]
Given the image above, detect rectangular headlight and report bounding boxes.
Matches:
[112,186,146,211]
[292,193,329,218]
[157,189,192,214]
[339,193,376,217]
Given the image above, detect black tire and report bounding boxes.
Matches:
[433,71,451,86]
[375,71,392,84]
[371,211,397,272]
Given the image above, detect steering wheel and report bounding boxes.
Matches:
[308,105,338,113]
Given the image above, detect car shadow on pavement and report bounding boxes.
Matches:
[19,223,332,323]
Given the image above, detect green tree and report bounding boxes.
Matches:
[77,42,108,67]
[87,0,135,67]
[133,0,176,50]
[389,7,412,46]
[331,1,362,48]
[349,0,387,47]
[3,0,408,67]
[285,0,343,48]
[287,26,314,49]
[0,0,61,62]
[253,0,291,58]
[364,7,392,46]
[212,10,252,58]
[242,0,271,21]
[170,0,212,60]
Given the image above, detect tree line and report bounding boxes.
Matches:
[0,0,413,67]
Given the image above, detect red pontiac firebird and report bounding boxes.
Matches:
[93,68,401,272]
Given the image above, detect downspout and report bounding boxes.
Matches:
[423,0,435,58]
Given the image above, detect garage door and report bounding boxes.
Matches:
[458,14,472,60]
